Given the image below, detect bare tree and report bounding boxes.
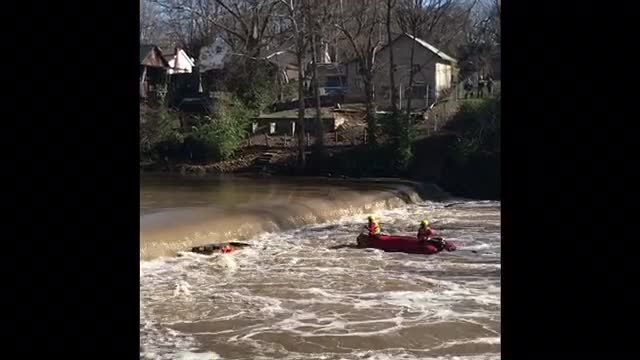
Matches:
[147,0,217,56]
[386,0,399,113]
[279,0,309,169]
[396,0,455,117]
[307,0,340,154]
[140,0,165,43]
[495,0,500,38]
[421,2,476,57]
[152,0,281,57]
[334,0,386,146]
[309,13,324,153]
[457,0,499,79]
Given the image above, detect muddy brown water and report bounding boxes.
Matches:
[140,175,500,359]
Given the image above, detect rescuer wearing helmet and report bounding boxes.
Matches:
[365,215,381,236]
[417,219,437,241]
[418,219,450,251]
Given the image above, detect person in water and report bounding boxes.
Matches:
[365,215,381,236]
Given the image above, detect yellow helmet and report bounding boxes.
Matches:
[421,219,429,226]
[368,215,376,222]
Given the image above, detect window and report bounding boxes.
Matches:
[409,85,427,99]
[412,64,421,73]
[215,46,223,54]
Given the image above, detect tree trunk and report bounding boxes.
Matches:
[363,72,377,146]
[311,32,325,155]
[296,46,306,170]
[405,34,417,118]
[140,66,148,99]
[386,0,398,113]
[277,69,283,101]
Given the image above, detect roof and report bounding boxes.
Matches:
[140,45,156,63]
[405,33,457,63]
[163,48,196,68]
[264,39,297,57]
[265,50,295,59]
[140,44,170,67]
[344,33,456,64]
[256,107,335,120]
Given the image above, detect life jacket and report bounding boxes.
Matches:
[418,227,435,240]
[369,222,381,235]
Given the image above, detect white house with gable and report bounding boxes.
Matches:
[163,47,195,74]
[345,33,458,110]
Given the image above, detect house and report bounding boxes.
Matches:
[140,44,170,100]
[344,33,458,110]
[264,46,347,101]
[163,47,195,74]
[266,49,299,83]
[314,63,347,96]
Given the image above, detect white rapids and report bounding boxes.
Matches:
[140,200,500,359]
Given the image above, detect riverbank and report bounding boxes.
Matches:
[141,98,500,200]
[141,135,499,200]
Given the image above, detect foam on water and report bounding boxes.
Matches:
[140,200,500,359]
[175,352,223,360]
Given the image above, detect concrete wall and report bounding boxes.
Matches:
[254,117,341,135]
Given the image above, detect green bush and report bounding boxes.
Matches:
[187,94,252,162]
[447,97,500,165]
[280,80,299,101]
[140,106,183,163]
[223,60,279,113]
[379,112,417,173]
[437,97,501,199]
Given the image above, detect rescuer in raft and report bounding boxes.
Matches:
[418,219,454,252]
[365,215,382,236]
[417,219,436,241]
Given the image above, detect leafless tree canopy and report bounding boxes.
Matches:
[455,0,500,77]
[142,0,498,64]
[149,0,286,57]
[140,0,165,43]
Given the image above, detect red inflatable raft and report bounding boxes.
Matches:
[356,234,456,255]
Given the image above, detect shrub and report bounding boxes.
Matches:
[446,97,500,165]
[379,112,417,173]
[187,94,252,162]
[223,60,279,113]
[140,106,183,162]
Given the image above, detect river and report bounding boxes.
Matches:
[140,175,500,359]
